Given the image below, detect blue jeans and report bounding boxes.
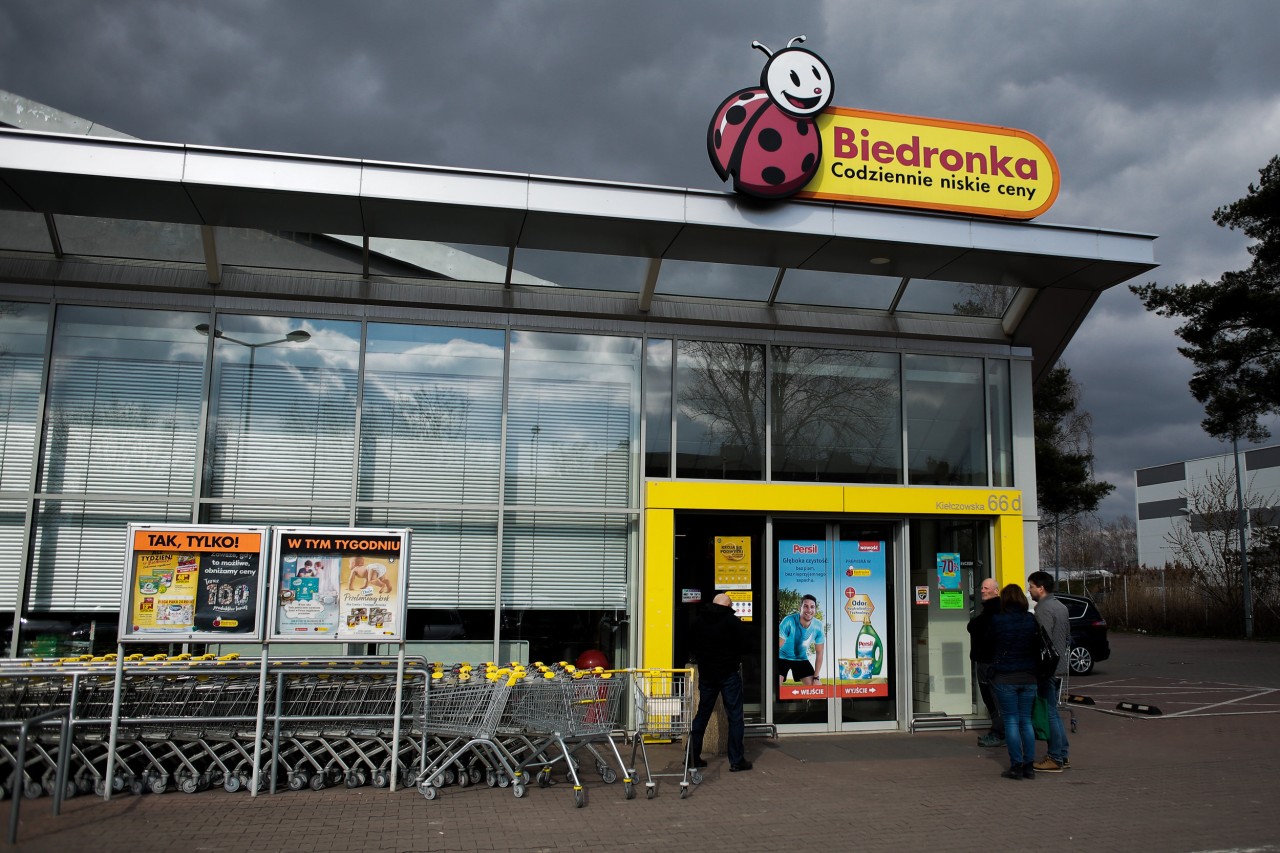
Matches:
[993,681,1037,767]
[1039,677,1069,762]
[688,670,745,766]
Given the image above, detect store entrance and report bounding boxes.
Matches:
[671,513,766,726]
[772,519,898,732]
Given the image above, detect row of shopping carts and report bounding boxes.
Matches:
[0,654,703,811]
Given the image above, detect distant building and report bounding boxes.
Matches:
[1135,445,1280,568]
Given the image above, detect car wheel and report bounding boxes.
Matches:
[1069,644,1094,675]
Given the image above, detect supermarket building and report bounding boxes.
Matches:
[0,91,1156,733]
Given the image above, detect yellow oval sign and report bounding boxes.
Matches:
[797,106,1060,219]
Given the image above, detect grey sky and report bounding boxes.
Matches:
[3,0,1279,520]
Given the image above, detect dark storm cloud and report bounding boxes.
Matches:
[3,0,1279,522]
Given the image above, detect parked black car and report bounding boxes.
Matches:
[1056,593,1110,675]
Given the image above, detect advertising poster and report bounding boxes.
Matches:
[122,525,268,642]
[937,552,965,610]
[270,528,410,642]
[777,540,831,700]
[833,541,890,698]
[713,536,751,590]
[275,552,342,635]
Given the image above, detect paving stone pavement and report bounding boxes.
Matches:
[7,632,1280,853]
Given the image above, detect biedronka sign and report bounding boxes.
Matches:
[708,36,1059,219]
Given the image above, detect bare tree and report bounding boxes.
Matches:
[1163,463,1276,618]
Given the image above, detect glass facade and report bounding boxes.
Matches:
[0,298,1017,663]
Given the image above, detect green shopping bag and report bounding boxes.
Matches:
[1032,694,1052,741]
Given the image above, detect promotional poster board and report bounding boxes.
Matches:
[119,524,270,642]
[269,527,410,642]
[778,539,890,700]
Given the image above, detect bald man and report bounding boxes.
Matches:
[687,592,751,772]
[967,577,1004,747]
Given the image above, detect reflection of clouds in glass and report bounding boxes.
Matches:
[655,260,776,301]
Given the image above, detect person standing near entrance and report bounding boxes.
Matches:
[967,577,1004,748]
[1028,570,1071,772]
[778,594,825,686]
[990,583,1040,779]
[688,593,752,772]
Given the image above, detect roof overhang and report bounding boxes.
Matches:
[0,128,1157,380]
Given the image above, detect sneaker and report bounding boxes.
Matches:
[1032,756,1065,773]
[729,761,753,772]
[977,733,1005,748]
[1000,766,1022,780]
[1021,763,1036,779]
[690,757,708,768]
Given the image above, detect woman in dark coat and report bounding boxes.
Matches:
[988,583,1039,779]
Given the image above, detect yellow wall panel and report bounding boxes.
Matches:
[643,509,675,668]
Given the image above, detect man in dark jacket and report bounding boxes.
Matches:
[967,577,1004,747]
[688,593,751,772]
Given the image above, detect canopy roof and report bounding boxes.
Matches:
[0,93,1156,381]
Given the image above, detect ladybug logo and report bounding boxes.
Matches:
[708,36,834,199]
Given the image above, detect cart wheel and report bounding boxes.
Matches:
[371,770,389,789]
[485,769,497,788]
[496,774,510,789]
[197,775,211,792]
[420,784,438,801]
[112,775,126,793]
[513,782,526,799]
[129,778,144,796]
[442,768,456,786]
[537,767,552,788]
[679,784,689,799]
[76,776,94,795]
[469,765,483,786]
[309,773,326,792]
[345,771,361,789]
[599,766,617,784]
[430,773,446,788]
[149,776,168,795]
[456,769,471,789]
[223,775,241,794]
[573,787,587,808]
[623,779,635,800]
[180,777,200,794]
[645,784,656,800]
[690,769,703,785]
[62,781,78,800]
[93,779,107,798]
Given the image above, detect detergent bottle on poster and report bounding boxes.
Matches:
[856,615,884,676]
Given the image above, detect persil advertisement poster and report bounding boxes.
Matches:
[121,524,270,642]
[778,539,889,700]
[270,527,410,642]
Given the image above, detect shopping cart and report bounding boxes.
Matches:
[414,668,524,801]
[628,668,700,799]
[509,668,632,807]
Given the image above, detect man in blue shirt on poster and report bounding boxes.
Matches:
[778,594,825,687]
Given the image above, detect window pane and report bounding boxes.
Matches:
[506,331,640,507]
[644,339,673,478]
[897,279,1016,318]
[512,248,650,293]
[988,359,1013,487]
[772,347,902,484]
[779,269,900,311]
[501,511,631,609]
[41,306,206,497]
[0,499,26,610]
[0,301,48,491]
[360,323,504,505]
[676,341,765,480]
[905,354,987,486]
[358,507,498,609]
[203,315,359,505]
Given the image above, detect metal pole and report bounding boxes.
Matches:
[390,645,405,793]
[1232,435,1254,639]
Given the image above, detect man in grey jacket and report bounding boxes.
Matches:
[1027,570,1071,771]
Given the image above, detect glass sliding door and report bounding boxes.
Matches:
[772,519,898,731]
